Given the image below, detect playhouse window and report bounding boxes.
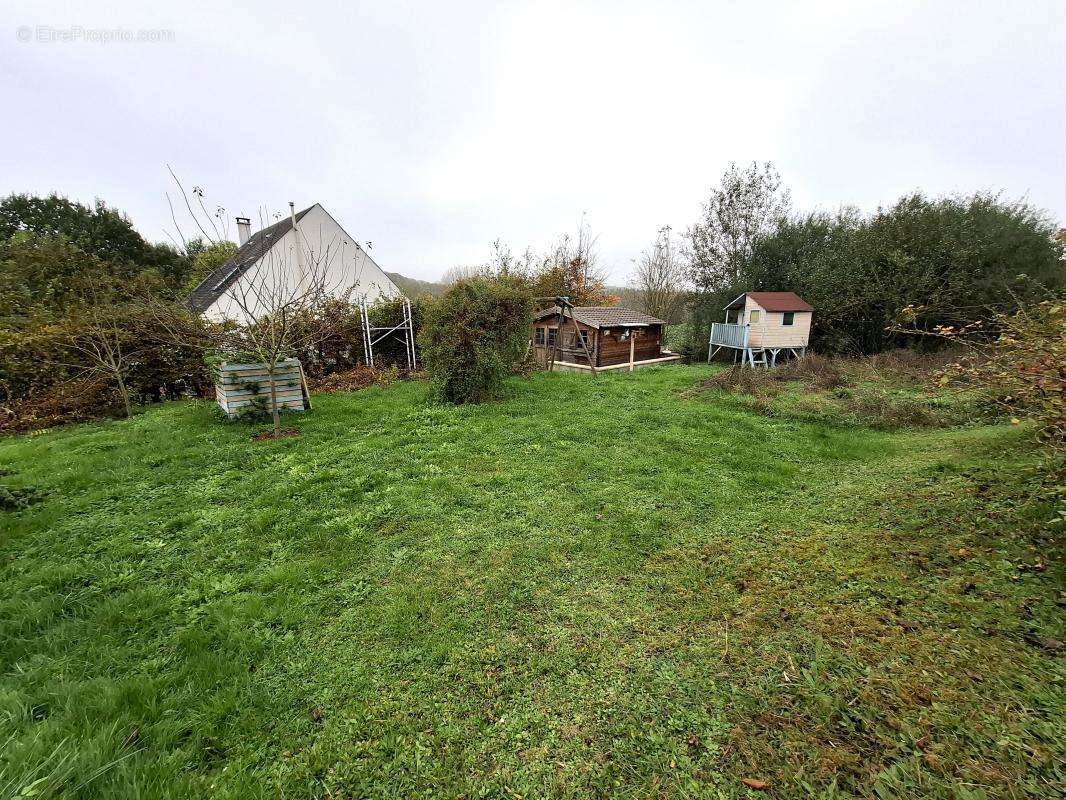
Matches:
[782,312,795,326]
[749,310,761,323]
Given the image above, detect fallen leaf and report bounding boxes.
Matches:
[915,735,931,751]
[742,778,770,790]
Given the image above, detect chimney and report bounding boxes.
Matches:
[235,216,251,246]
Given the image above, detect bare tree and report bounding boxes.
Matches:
[56,283,141,418]
[150,204,369,437]
[163,164,230,255]
[441,264,492,284]
[529,215,616,305]
[684,161,791,294]
[218,209,368,436]
[634,226,687,322]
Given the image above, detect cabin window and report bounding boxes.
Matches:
[782,312,795,326]
[577,330,591,349]
[749,310,761,323]
[534,327,545,346]
[546,328,557,347]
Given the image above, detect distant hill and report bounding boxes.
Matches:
[386,272,651,312]
[386,272,447,298]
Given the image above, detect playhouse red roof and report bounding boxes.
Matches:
[725,292,813,312]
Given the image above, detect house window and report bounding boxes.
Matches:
[534,327,545,346]
[782,312,795,326]
[749,310,761,323]
[546,328,557,347]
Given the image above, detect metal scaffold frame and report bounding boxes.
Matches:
[359,296,418,370]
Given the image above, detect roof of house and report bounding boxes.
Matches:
[725,291,813,312]
[533,305,666,328]
[186,206,314,313]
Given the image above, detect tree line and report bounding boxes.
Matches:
[2,174,1061,426]
[631,162,1064,358]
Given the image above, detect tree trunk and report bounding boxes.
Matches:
[267,366,281,437]
[115,372,132,418]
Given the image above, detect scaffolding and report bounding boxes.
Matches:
[359,296,418,370]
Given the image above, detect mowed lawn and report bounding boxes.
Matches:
[0,367,1061,799]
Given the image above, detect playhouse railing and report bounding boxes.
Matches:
[710,322,749,349]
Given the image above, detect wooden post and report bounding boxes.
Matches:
[297,360,313,410]
[573,316,598,376]
[629,333,635,372]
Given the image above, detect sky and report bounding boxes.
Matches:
[2,0,1063,284]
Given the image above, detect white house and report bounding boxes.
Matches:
[708,291,814,367]
[187,203,400,322]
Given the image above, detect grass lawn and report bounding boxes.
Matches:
[0,366,1062,799]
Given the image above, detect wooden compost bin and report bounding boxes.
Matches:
[215,359,311,418]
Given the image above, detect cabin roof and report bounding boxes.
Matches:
[725,291,813,312]
[533,305,666,328]
[186,205,315,313]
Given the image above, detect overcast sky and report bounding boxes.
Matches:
[2,1,1063,283]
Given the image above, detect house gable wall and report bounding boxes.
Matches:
[204,204,400,323]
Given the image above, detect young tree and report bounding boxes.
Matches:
[55,284,142,418]
[150,202,369,436]
[634,226,687,321]
[684,161,791,295]
[219,216,364,436]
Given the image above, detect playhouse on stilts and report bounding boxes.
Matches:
[708,292,813,368]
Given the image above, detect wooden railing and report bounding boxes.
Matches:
[710,322,749,349]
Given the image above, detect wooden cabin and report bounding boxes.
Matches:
[532,306,681,372]
[708,292,813,367]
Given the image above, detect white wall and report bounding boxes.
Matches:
[205,204,401,323]
[743,298,811,348]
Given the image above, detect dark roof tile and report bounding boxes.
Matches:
[185,206,314,313]
[533,306,665,328]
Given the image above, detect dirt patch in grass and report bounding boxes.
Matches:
[251,427,300,441]
[307,366,417,394]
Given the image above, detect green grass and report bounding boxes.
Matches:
[0,367,1062,799]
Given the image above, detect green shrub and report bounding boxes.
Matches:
[0,482,45,511]
[418,277,532,404]
[939,301,1066,448]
